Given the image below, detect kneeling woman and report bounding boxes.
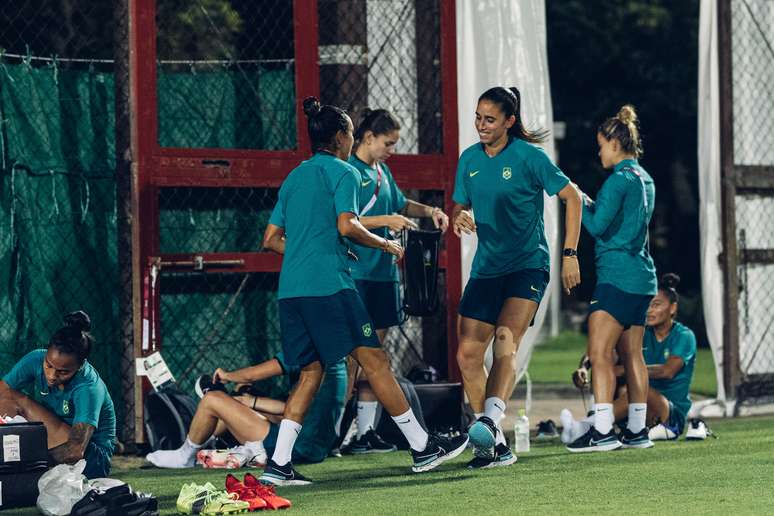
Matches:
[0,312,116,478]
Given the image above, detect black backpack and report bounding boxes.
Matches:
[143,385,199,451]
[401,229,441,316]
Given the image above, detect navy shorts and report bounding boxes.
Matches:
[588,283,652,330]
[667,400,687,436]
[355,280,401,330]
[279,288,381,367]
[459,269,549,325]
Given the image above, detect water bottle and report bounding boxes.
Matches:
[514,409,530,453]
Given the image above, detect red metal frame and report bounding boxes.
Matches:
[131,0,461,378]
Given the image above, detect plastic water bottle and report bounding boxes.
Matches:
[514,409,530,453]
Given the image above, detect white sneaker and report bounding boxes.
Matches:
[648,423,678,441]
[559,409,575,444]
[685,419,708,440]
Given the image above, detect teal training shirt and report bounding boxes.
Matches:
[275,353,347,463]
[348,156,407,282]
[582,159,657,295]
[452,138,570,278]
[269,153,360,299]
[643,322,697,420]
[2,349,117,451]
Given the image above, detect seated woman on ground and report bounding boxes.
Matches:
[561,274,697,442]
[0,311,116,478]
[145,353,346,468]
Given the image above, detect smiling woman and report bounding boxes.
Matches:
[0,311,116,478]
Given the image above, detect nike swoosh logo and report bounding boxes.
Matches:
[590,437,614,446]
[398,419,411,425]
[469,170,480,177]
[362,180,372,187]
[414,450,442,460]
[590,300,599,305]
[530,285,539,292]
[634,408,646,412]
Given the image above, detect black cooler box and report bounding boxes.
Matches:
[0,422,48,510]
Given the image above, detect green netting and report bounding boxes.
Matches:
[0,61,294,429]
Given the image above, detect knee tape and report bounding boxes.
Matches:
[493,326,517,359]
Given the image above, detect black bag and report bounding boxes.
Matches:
[70,483,159,516]
[0,422,48,509]
[374,377,427,450]
[143,385,198,451]
[401,229,441,316]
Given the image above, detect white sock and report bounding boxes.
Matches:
[593,403,614,434]
[495,422,507,446]
[271,419,302,466]
[356,401,378,438]
[484,397,506,423]
[628,403,647,433]
[474,412,484,420]
[146,436,201,468]
[392,408,429,452]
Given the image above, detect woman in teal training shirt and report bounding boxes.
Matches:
[0,311,116,478]
[567,105,657,453]
[452,86,582,469]
[344,108,449,454]
[259,97,468,485]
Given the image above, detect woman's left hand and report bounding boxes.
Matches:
[431,207,449,233]
[561,256,581,294]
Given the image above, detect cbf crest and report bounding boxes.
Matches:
[502,167,512,180]
[62,399,71,415]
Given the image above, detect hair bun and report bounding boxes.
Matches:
[64,311,91,332]
[660,273,680,289]
[302,96,321,118]
[617,104,638,125]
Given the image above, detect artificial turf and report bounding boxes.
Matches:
[16,415,774,515]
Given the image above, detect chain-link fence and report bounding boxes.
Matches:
[728,0,774,402]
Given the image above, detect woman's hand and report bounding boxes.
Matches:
[572,367,590,389]
[453,209,476,236]
[384,214,418,232]
[382,239,404,260]
[430,207,450,233]
[561,256,581,294]
[212,368,231,384]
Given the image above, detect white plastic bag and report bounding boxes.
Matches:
[36,459,91,516]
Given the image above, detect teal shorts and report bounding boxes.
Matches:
[279,288,381,367]
[588,283,652,330]
[83,441,113,479]
[459,269,549,325]
[355,280,401,330]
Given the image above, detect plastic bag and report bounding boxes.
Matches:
[36,459,91,516]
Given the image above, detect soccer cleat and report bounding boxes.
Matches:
[258,458,312,486]
[468,416,498,450]
[194,374,229,399]
[243,473,292,509]
[176,482,249,514]
[535,419,559,440]
[342,430,397,454]
[566,427,622,453]
[197,445,266,469]
[620,427,654,449]
[466,443,517,469]
[648,422,679,441]
[223,474,269,511]
[411,432,469,473]
[686,418,711,440]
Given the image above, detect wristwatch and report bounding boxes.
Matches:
[562,248,578,257]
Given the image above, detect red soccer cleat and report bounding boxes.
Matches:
[224,474,269,511]
[243,473,292,510]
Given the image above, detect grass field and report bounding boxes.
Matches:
[18,416,773,515]
[529,331,718,397]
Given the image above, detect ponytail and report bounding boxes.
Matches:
[478,86,548,144]
[598,104,643,158]
[302,96,351,154]
[48,310,94,363]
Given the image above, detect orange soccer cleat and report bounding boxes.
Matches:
[242,473,292,510]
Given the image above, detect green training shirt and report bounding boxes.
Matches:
[582,159,657,295]
[348,156,407,282]
[452,138,570,278]
[643,322,696,420]
[269,152,360,299]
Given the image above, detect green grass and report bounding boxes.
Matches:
[529,331,718,397]
[18,416,774,515]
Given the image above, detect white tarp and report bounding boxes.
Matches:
[455,0,560,380]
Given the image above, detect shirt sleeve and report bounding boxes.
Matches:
[274,352,300,377]
[334,168,360,216]
[2,350,43,391]
[452,153,470,206]
[529,147,570,196]
[268,187,286,228]
[670,328,697,362]
[71,382,103,428]
[581,173,627,237]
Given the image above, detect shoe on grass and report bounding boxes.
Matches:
[466,442,517,469]
[342,429,397,454]
[468,416,497,451]
[535,419,559,440]
[566,427,622,453]
[648,422,679,441]
[258,458,312,486]
[176,482,249,514]
[243,472,292,509]
[411,432,469,473]
[620,427,654,449]
[686,418,713,440]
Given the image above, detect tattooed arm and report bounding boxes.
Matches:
[48,422,95,464]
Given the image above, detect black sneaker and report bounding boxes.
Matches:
[411,432,469,473]
[566,427,622,453]
[620,427,654,449]
[466,443,517,469]
[343,429,398,454]
[258,458,312,486]
[536,419,559,440]
[468,416,498,450]
[194,374,228,399]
